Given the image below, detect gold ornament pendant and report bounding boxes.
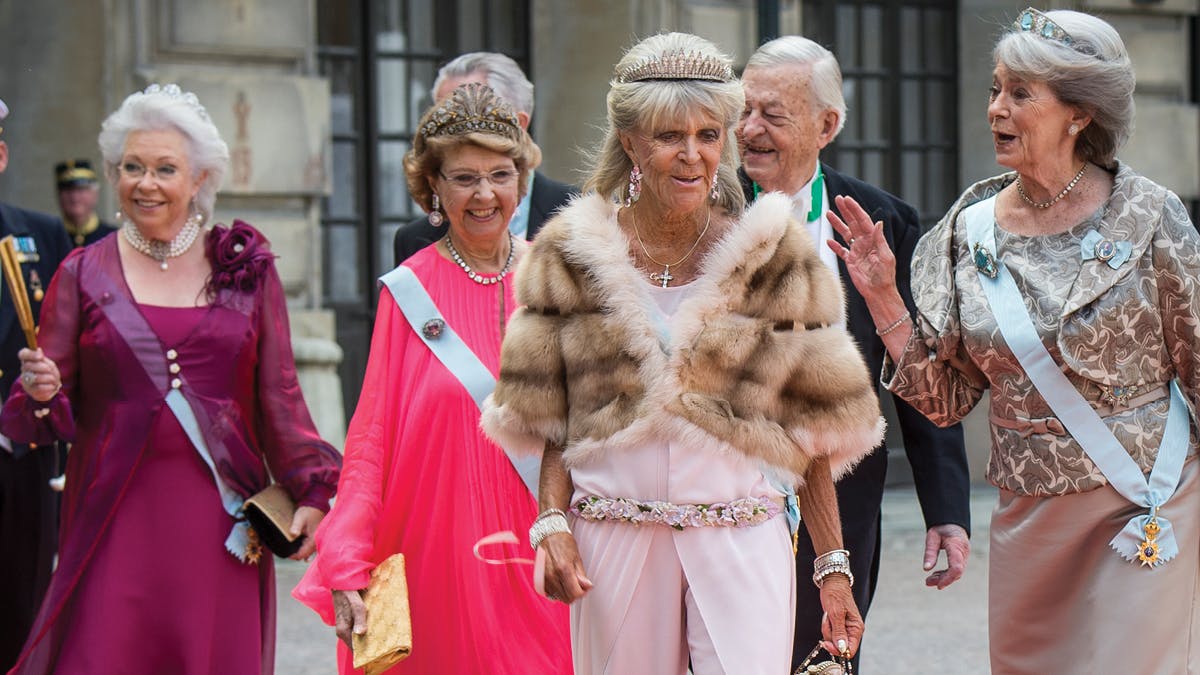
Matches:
[245,527,264,565]
[1136,517,1161,567]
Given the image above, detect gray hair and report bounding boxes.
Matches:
[433,52,535,116]
[585,32,746,215]
[994,10,1134,167]
[98,85,229,221]
[746,36,847,138]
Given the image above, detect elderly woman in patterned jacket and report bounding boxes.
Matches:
[483,32,883,673]
[833,8,1200,673]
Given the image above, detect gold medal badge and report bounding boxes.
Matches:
[1136,517,1161,567]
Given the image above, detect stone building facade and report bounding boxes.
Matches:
[0,1,1195,474]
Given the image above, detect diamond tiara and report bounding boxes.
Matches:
[615,49,734,84]
[138,83,212,122]
[418,83,522,142]
[1013,7,1074,47]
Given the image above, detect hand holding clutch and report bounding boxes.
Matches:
[352,553,413,675]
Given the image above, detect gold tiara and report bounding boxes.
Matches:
[1013,8,1074,47]
[615,49,734,84]
[418,83,522,142]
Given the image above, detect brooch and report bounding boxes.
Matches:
[1100,384,1139,407]
[972,242,998,279]
[421,318,445,340]
[1080,229,1132,269]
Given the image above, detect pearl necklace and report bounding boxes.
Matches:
[121,211,203,270]
[1015,163,1087,209]
[445,231,514,285]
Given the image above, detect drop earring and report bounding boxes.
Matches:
[710,170,720,201]
[624,165,642,208]
[429,193,444,227]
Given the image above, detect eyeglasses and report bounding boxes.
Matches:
[438,168,518,191]
[118,161,182,181]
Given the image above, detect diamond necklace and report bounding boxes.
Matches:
[121,212,203,271]
[1015,163,1087,209]
[445,230,514,285]
[630,207,712,288]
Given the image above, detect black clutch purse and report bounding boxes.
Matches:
[242,484,303,558]
[794,643,853,675]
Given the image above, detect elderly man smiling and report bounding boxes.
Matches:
[737,36,973,671]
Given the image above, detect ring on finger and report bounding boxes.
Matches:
[21,372,35,385]
[848,238,856,246]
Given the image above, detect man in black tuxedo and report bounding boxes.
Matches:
[738,38,972,670]
[393,52,575,266]
[0,97,74,670]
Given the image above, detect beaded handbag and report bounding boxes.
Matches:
[794,643,853,675]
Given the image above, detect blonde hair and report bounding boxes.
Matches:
[585,32,745,215]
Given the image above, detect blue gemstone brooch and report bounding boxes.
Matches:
[973,243,999,279]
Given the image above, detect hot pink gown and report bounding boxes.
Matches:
[295,246,571,674]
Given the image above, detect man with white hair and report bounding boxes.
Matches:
[737,37,973,670]
[392,52,575,265]
[0,96,73,671]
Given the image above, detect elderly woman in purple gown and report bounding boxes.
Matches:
[0,84,341,675]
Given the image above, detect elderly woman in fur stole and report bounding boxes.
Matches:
[482,33,883,674]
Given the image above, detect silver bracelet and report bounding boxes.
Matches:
[813,548,854,588]
[875,313,909,336]
[535,507,568,522]
[813,566,854,588]
[528,512,571,550]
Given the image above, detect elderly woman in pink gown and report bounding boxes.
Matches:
[1,84,341,675]
[294,83,571,674]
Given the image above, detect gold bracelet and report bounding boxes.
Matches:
[875,313,909,336]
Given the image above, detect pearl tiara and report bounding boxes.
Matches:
[1013,7,1074,47]
[137,83,211,122]
[615,49,734,84]
[418,83,522,142]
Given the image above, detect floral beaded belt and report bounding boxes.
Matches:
[571,495,783,530]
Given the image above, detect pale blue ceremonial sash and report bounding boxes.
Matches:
[165,389,253,558]
[379,265,540,498]
[964,196,1189,566]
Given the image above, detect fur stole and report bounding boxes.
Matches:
[482,192,884,483]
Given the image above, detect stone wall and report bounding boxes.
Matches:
[0,0,345,448]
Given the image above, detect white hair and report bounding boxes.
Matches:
[97,85,230,221]
[746,36,847,138]
[433,52,535,116]
[993,10,1134,167]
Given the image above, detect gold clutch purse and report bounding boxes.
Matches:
[242,484,302,558]
[353,553,413,675]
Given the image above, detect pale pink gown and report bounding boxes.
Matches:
[568,283,796,675]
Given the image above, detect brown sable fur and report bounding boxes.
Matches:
[482,192,884,484]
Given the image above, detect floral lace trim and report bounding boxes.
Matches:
[572,495,781,530]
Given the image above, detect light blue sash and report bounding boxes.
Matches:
[964,196,1189,566]
[379,265,540,498]
[164,389,253,558]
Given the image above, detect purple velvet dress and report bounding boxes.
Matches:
[1,222,341,675]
